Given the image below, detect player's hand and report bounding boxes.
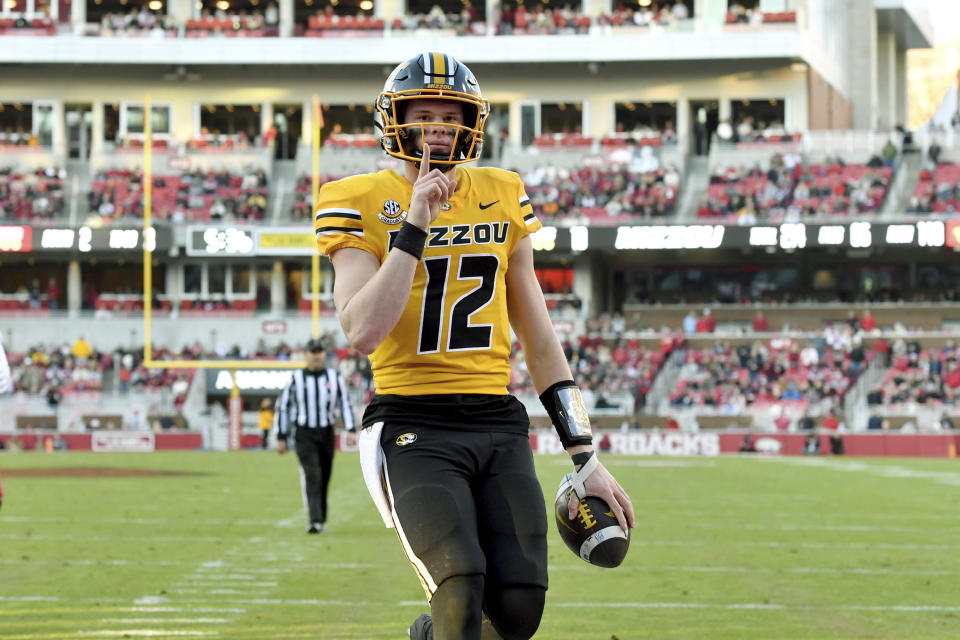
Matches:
[344,432,357,448]
[408,142,456,230]
[568,460,635,533]
[276,439,287,454]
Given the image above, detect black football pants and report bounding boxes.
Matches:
[381,424,548,640]
[294,426,335,524]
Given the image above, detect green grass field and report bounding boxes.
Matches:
[1,450,959,639]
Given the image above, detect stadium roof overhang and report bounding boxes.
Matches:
[874,0,935,50]
[0,31,835,69]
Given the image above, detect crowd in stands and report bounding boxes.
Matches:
[867,339,960,409]
[715,116,799,145]
[598,1,688,30]
[0,129,43,148]
[8,337,109,396]
[908,162,960,214]
[0,15,55,36]
[186,7,278,37]
[0,165,65,220]
[523,164,680,222]
[290,173,343,221]
[668,333,865,413]
[498,3,589,35]
[390,6,478,35]
[701,153,892,221]
[88,166,268,222]
[725,3,796,25]
[187,126,258,151]
[0,0,803,40]
[97,10,177,37]
[5,302,960,436]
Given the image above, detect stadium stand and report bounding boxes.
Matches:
[700,155,893,220]
[909,162,960,213]
[0,15,55,35]
[185,11,275,37]
[96,10,178,37]
[523,164,681,223]
[0,165,65,220]
[88,167,268,222]
[302,10,386,37]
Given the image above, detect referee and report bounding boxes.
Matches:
[275,338,355,534]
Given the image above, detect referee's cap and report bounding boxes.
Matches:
[306,338,326,353]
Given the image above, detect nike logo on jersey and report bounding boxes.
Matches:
[478,200,499,210]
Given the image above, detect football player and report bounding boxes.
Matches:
[315,52,635,640]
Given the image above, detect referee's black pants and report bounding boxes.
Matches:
[294,426,335,525]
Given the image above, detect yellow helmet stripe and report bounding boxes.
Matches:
[432,52,447,77]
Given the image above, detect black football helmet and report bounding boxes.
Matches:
[374,52,489,166]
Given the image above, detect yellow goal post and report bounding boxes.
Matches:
[140,95,327,448]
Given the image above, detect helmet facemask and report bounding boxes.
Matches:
[375,53,490,167]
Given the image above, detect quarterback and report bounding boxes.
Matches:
[315,52,635,640]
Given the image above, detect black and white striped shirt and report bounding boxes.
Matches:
[274,367,355,442]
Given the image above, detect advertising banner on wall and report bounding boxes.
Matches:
[91,431,156,453]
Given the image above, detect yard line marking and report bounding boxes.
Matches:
[0,533,235,543]
[546,458,716,468]
[101,618,231,624]
[658,565,954,576]
[0,596,60,602]
[77,631,218,637]
[194,567,292,574]
[633,539,960,551]
[514,601,960,613]
[182,581,278,587]
[759,457,960,487]
[122,608,246,614]
[694,522,956,534]
[0,516,287,526]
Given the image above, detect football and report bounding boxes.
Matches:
[554,474,630,568]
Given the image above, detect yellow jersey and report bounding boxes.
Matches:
[315,167,541,396]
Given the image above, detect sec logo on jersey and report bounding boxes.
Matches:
[378,199,407,224]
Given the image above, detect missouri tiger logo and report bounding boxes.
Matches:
[396,433,418,446]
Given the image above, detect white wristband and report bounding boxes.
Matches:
[569,451,600,500]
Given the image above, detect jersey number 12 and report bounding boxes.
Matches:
[418,254,499,353]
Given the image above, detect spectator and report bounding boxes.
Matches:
[46,385,62,407]
[258,397,274,450]
[71,336,93,360]
[752,310,768,332]
[28,278,42,309]
[682,310,698,334]
[867,411,886,430]
[881,138,897,167]
[716,119,734,142]
[861,310,876,332]
[46,278,61,310]
[774,411,791,432]
[265,1,278,26]
[803,431,820,455]
[51,433,68,451]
